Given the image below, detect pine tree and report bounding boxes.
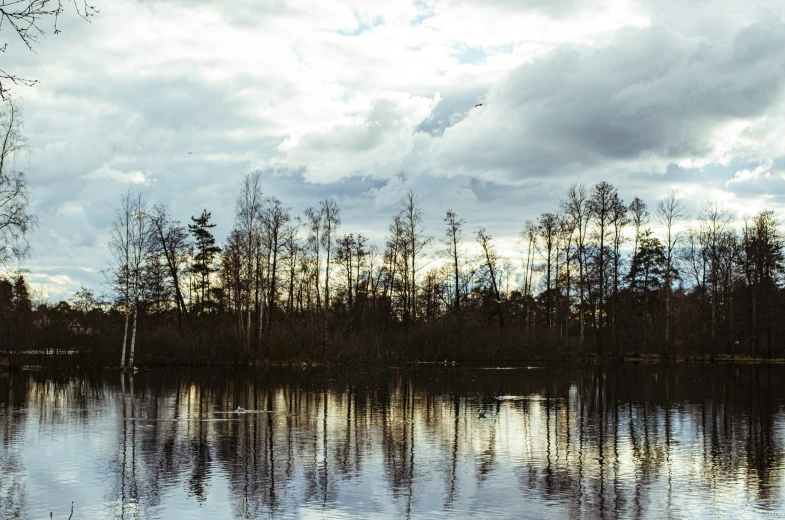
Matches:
[189,210,221,316]
[12,275,31,312]
[627,232,667,295]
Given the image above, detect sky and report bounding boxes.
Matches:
[4,0,785,301]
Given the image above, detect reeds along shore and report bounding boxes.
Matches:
[3,180,785,367]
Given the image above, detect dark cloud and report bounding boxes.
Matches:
[415,86,486,136]
[430,18,785,178]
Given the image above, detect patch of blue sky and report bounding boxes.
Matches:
[457,46,488,65]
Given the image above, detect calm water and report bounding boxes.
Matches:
[1,364,784,519]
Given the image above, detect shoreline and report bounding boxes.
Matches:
[5,353,785,372]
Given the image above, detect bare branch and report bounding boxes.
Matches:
[0,0,98,97]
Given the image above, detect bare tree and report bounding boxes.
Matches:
[628,197,648,256]
[518,220,538,331]
[399,189,430,324]
[536,213,559,332]
[587,181,619,354]
[558,214,575,345]
[610,195,628,351]
[108,190,149,369]
[221,229,244,316]
[476,227,503,328]
[519,220,537,298]
[282,218,302,314]
[304,205,323,310]
[442,209,464,312]
[353,232,368,323]
[335,233,357,317]
[148,204,190,326]
[656,190,687,349]
[108,193,133,369]
[262,197,291,332]
[235,172,262,343]
[384,213,405,321]
[320,198,340,310]
[0,99,36,266]
[127,193,150,368]
[701,201,732,342]
[561,184,589,347]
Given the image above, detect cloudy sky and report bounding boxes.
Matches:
[5,0,785,301]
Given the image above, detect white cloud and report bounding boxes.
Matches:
[276,91,439,182]
[23,273,82,303]
[726,161,774,186]
[83,164,149,185]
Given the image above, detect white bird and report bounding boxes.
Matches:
[236,407,245,413]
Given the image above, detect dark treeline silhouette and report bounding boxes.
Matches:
[1,365,783,518]
[3,175,785,366]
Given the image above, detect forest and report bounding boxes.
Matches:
[2,170,784,367]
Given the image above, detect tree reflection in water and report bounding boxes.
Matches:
[0,365,783,519]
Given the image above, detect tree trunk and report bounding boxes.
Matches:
[711,286,716,342]
[578,243,586,352]
[453,232,460,312]
[665,285,671,354]
[120,310,129,368]
[566,242,571,351]
[598,227,605,356]
[129,305,138,367]
[411,248,416,324]
[268,242,278,332]
[324,239,332,311]
[729,292,734,356]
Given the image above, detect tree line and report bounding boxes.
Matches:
[3,172,785,366]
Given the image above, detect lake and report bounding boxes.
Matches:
[1,364,784,519]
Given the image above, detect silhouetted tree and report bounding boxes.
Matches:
[476,227,503,328]
[108,190,149,368]
[189,210,221,316]
[740,210,784,357]
[320,198,340,310]
[443,210,465,312]
[149,204,191,325]
[562,184,590,347]
[656,190,687,350]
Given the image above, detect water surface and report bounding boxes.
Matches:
[1,364,784,519]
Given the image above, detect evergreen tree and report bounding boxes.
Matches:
[13,275,32,346]
[189,210,221,315]
[13,275,31,310]
[627,231,667,295]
